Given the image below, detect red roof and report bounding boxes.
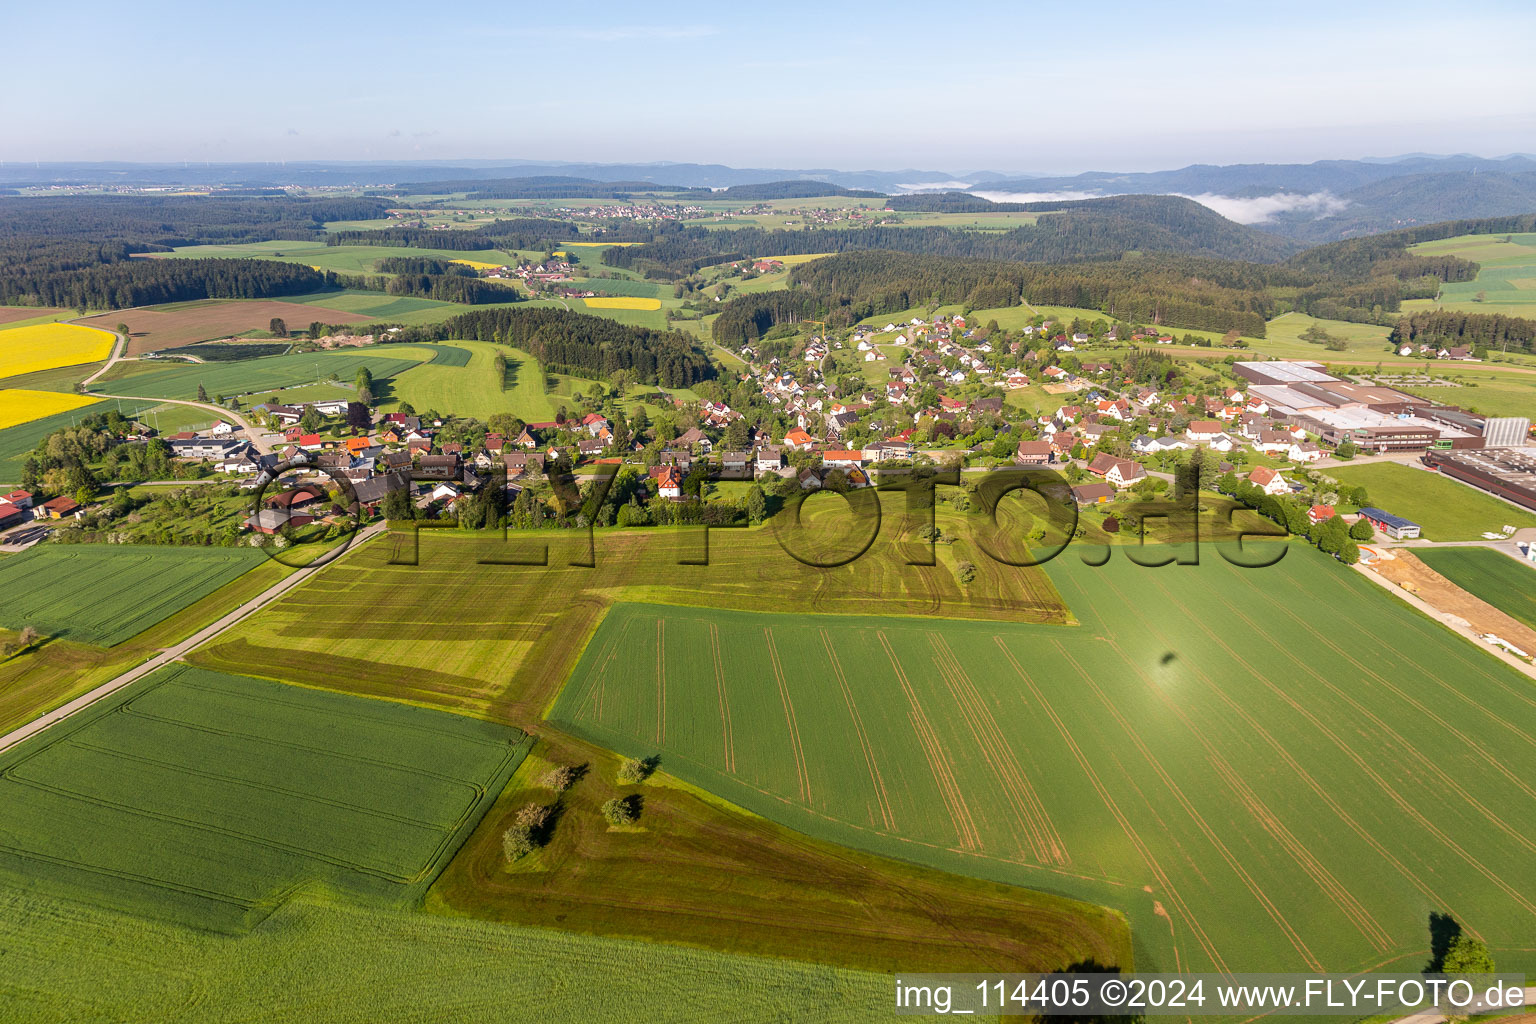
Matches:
[298,433,322,446]
[1308,504,1335,521]
[657,466,682,488]
[1249,466,1280,486]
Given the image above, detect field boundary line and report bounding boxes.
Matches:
[877,631,981,853]
[1102,574,1393,952]
[992,637,1223,973]
[927,633,1067,866]
[1222,597,1536,923]
[656,618,666,746]
[1055,639,1323,970]
[709,623,736,775]
[819,629,895,831]
[762,627,811,804]
[1248,574,1536,855]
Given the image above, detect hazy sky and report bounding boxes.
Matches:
[6,0,1533,172]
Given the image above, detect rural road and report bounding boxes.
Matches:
[86,389,276,455]
[78,330,126,389]
[0,519,388,758]
[1352,561,1536,682]
[1385,985,1534,1024]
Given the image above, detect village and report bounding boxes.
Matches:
[8,305,1531,564]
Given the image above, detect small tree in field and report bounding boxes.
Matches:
[540,764,577,793]
[617,756,656,784]
[501,802,553,862]
[1349,518,1373,542]
[602,796,638,826]
[269,317,288,337]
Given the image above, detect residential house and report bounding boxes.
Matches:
[1307,504,1336,526]
[1015,440,1053,466]
[1186,420,1225,443]
[656,465,684,501]
[1087,454,1146,487]
[1247,466,1290,496]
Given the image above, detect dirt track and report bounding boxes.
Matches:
[1368,549,1536,656]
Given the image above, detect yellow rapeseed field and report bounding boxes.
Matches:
[0,389,101,430]
[583,297,663,311]
[449,259,507,271]
[0,323,116,379]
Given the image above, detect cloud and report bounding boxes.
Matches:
[967,188,1351,224]
[561,25,717,42]
[1176,191,1350,224]
[969,189,1104,204]
[894,180,975,191]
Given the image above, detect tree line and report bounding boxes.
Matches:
[379,307,714,387]
[0,256,332,310]
[1389,310,1535,354]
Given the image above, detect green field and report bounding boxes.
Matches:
[1392,366,1536,419]
[1415,546,1536,630]
[0,398,111,481]
[1257,312,1393,360]
[551,546,1536,976]
[94,346,431,401]
[0,884,895,1022]
[1326,462,1536,540]
[0,545,265,646]
[1408,233,1536,315]
[0,665,529,932]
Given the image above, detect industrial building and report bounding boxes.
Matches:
[1422,448,1536,514]
[1233,361,1528,453]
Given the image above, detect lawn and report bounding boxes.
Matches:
[1415,546,1536,630]
[0,389,100,431]
[1392,366,1536,419]
[1325,462,1536,540]
[0,545,265,646]
[0,323,115,379]
[0,884,896,1022]
[551,545,1536,976]
[0,665,529,932]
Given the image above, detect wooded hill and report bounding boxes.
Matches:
[609,195,1301,272]
[383,307,713,387]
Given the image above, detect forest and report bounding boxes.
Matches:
[711,250,1276,345]
[0,256,332,309]
[1389,310,1535,354]
[382,307,713,387]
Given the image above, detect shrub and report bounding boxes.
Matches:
[956,560,976,584]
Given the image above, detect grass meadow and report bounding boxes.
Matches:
[1324,462,1536,540]
[0,545,265,646]
[0,883,897,1022]
[1415,546,1536,630]
[0,665,529,932]
[552,545,1536,976]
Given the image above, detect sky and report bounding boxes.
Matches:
[5,0,1534,173]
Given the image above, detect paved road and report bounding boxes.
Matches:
[1386,985,1533,1024]
[79,330,126,389]
[0,520,387,757]
[86,390,275,455]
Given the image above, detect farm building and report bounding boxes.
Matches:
[1358,507,1421,540]
[1072,483,1115,505]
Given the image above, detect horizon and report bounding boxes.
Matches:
[7,0,1534,169]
